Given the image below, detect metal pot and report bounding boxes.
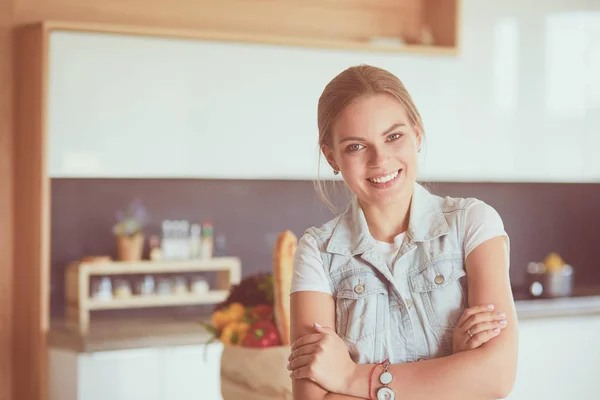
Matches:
[526,262,574,298]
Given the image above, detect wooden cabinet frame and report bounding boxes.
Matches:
[13,10,461,398]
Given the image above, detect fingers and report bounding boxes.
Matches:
[288,354,314,371]
[290,333,324,351]
[288,343,321,361]
[463,313,508,350]
[290,323,334,350]
[454,307,508,353]
[290,365,314,380]
[467,328,502,349]
[468,319,508,337]
[456,304,496,328]
[463,311,507,332]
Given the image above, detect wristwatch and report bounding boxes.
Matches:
[377,360,395,400]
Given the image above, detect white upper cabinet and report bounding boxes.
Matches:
[46,0,600,182]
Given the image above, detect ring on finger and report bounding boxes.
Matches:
[467,328,474,338]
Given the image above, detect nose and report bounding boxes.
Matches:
[367,145,390,168]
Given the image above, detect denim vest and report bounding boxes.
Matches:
[304,183,474,364]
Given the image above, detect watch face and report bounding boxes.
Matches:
[380,371,393,385]
[377,387,395,400]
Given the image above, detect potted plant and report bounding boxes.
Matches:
[112,199,148,262]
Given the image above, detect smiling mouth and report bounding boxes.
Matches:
[367,169,401,184]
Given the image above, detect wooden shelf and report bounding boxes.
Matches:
[65,258,240,334]
[77,257,241,276]
[40,0,461,56]
[86,290,229,310]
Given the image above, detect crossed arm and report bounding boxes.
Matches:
[290,236,518,400]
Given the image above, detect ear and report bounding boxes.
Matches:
[414,125,423,151]
[321,144,339,171]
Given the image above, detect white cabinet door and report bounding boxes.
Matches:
[46,1,600,182]
[49,343,224,400]
[78,348,162,400]
[163,343,224,400]
[509,315,600,399]
[48,349,79,400]
[46,31,325,180]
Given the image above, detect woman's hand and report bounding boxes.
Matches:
[453,304,508,354]
[288,323,356,395]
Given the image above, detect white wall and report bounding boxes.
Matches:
[47,0,600,181]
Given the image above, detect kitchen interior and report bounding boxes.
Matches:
[2,0,600,399]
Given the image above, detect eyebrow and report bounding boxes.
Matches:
[338,123,407,145]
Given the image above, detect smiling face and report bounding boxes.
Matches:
[322,93,422,207]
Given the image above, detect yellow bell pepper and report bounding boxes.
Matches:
[220,321,250,346]
[210,302,246,331]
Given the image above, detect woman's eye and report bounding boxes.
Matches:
[347,143,364,152]
[388,133,404,141]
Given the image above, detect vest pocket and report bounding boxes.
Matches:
[409,256,467,329]
[334,272,387,342]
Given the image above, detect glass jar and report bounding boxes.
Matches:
[133,275,155,296]
[113,278,132,298]
[90,276,113,301]
[189,275,210,294]
[173,276,188,295]
[156,277,174,295]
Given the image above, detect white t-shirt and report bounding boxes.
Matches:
[291,200,507,295]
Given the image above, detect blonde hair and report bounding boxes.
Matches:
[315,64,425,212]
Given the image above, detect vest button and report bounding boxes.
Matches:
[405,299,413,309]
[434,274,445,284]
[354,284,365,294]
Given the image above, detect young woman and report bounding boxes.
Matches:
[288,65,518,400]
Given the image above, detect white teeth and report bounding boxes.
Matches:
[368,170,399,184]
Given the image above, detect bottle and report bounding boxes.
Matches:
[200,222,214,259]
[179,220,191,259]
[161,220,174,259]
[149,235,163,261]
[190,224,202,259]
[174,220,186,259]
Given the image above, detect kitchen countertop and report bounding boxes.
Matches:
[515,295,600,319]
[48,287,600,354]
[513,285,600,319]
[48,316,215,353]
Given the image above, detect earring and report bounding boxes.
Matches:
[333,170,339,175]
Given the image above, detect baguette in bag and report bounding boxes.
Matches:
[272,230,297,345]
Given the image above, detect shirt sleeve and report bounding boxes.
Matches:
[464,200,510,262]
[290,233,334,295]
